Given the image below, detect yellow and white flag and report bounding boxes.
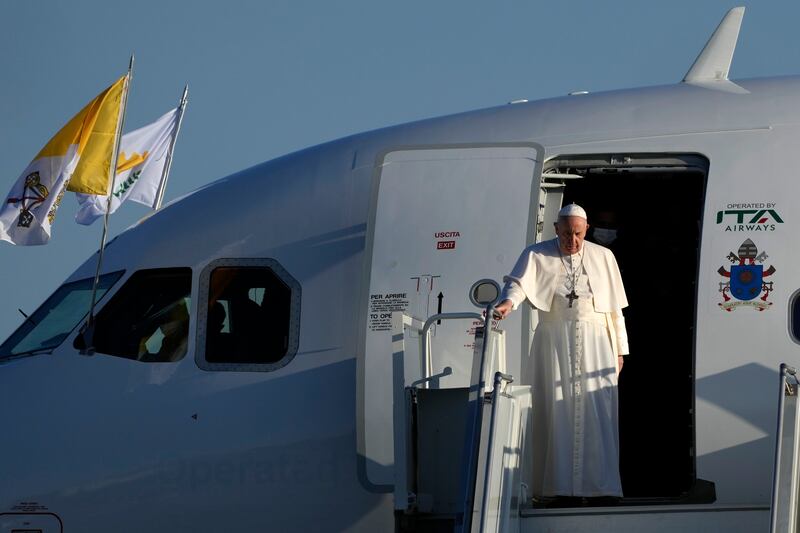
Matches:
[0,76,126,245]
[75,107,179,225]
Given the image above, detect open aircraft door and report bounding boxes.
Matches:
[535,172,585,242]
[360,145,541,488]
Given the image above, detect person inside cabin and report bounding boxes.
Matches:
[494,203,629,505]
[589,209,619,248]
[138,298,190,362]
[206,300,227,360]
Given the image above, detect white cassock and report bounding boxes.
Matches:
[501,238,629,497]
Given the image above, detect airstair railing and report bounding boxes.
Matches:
[392,279,509,531]
[420,312,483,388]
[391,309,498,513]
[459,310,503,532]
[474,371,514,533]
[391,303,507,494]
[770,363,800,533]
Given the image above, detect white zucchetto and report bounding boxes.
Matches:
[558,203,587,220]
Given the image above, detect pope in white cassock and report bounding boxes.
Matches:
[494,203,629,499]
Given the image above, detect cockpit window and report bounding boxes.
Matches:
[790,290,800,345]
[0,271,124,360]
[81,268,192,362]
[197,258,301,372]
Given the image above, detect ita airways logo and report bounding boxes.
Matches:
[717,239,776,312]
[716,203,783,232]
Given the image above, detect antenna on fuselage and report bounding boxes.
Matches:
[683,6,749,94]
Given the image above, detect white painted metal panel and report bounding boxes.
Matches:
[363,146,539,485]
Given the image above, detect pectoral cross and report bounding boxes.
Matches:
[566,290,579,308]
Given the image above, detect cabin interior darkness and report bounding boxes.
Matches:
[548,154,711,504]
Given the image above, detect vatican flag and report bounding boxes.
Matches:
[75,108,179,225]
[0,75,126,245]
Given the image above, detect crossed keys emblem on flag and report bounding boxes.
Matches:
[7,171,49,228]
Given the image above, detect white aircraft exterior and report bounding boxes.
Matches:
[2,7,799,533]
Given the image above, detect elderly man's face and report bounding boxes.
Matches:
[555,216,589,255]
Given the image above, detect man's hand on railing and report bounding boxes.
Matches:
[493,299,513,320]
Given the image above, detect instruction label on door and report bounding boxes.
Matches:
[368,292,409,331]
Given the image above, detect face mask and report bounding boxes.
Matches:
[593,227,617,245]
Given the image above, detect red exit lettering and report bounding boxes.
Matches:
[437,240,456,250]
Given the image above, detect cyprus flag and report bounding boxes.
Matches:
[75,108,179,225]
[0,76,126,245]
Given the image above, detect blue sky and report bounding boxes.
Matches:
[1,0,799,340]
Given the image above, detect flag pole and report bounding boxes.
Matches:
[153,84,189,210]
[82,55,134,352]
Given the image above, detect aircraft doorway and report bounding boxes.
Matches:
[543,153,711,503]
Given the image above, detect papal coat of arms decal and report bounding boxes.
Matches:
[718,238,776,311]
[7,171,49,228]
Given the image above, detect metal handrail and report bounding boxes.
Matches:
[491,371,514,394]
[770,363,799,532]
[460,307,500,533]
[392,304,504,528]
[419,312,483,387]
[478,371,515,532]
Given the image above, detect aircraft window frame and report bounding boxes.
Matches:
[789,289,800,345]
[195,258,301,372]
[74,267,193,363]
[0,270,125,361]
